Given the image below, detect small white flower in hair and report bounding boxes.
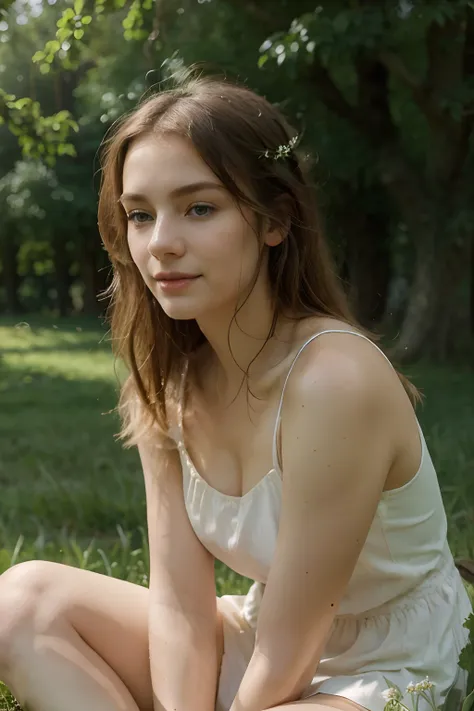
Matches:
[262,134,300,161]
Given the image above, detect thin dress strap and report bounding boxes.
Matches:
[271,329,394,473]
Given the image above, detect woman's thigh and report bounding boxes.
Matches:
[3,560,225,709]
[2,560,153,709]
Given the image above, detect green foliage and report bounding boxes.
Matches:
[32,0,153,72]
[0,0,473,354]
[258,1,472,90]
[382,608,474,711]
[0,0,158,156]
[462,691,474,711]
[0,161,74,242]
[121,0,152,42]
[459,614,474,702]
[0,90,78,164]
[258,6,379,68]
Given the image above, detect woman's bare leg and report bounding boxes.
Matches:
[0,560,153,711]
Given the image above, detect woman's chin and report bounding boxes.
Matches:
[155,298,201,322]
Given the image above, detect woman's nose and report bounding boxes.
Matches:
[147,215,185,258]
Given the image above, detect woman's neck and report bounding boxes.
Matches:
[196,289,293,396]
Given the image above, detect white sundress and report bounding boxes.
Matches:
[174,330,472,711]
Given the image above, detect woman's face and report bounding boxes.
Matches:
[121,133,269,322]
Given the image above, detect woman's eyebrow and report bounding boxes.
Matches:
[119,181,225,204]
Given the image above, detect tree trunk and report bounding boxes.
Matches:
[346,212,391,328]
[471,233,474,337]
[1,238,23,314]
[427,237,471,361]
[389,228,439,363]
[390,231,471,363]
[52,237,73,316]
[79,239,102,315]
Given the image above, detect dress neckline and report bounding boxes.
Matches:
[177,438,282,501]
[176,328,424,503]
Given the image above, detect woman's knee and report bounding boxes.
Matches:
[0,560,61,668]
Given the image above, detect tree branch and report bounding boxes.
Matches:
[446,7,474,188]
[461,4,474,132]
[426,13,464,98]
[378,49,447,133]
[377,49,419,90]
[424,9,472,186]
[379,10,471,188]
[231,0,274,27]
[355,54,397,142]
[304,51,431,227]
[144,0,165,62]
[305,57,364,130]
[378,11,465,140]
[355,55,431,227]
[464,5,474,94]
[225,0,317,36]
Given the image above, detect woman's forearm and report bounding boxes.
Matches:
[229,650,297,711]
[149,605,219,711]
[229,643,318,711]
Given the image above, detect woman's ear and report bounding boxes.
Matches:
[263,196,292,247]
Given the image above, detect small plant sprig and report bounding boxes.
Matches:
[262,133,300,160]
[382,677,439,711]
[458,612,474,711]
[382,608,474,711]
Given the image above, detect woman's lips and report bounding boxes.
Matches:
[156,276,200,292]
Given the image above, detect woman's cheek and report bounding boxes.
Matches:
[127,234,144,268]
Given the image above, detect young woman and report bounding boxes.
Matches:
[0,74,471,711]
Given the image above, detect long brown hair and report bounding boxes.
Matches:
[97,70,418,447]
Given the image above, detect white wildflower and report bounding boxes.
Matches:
[406,682,416,694]
[262,134,300,161]
[414,677,435,693]
[382,687,402,703]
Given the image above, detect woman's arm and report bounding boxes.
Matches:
[140,438,219,711]
[230,344,396,711]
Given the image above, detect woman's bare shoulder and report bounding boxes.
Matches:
[285,319,402,417]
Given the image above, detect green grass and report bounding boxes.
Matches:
[0,315,473,710]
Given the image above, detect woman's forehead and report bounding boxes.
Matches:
[122,134,221,197]
[124,133,206,171]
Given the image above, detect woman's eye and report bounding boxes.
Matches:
[127,210,152,225]
[188,204,215,218]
